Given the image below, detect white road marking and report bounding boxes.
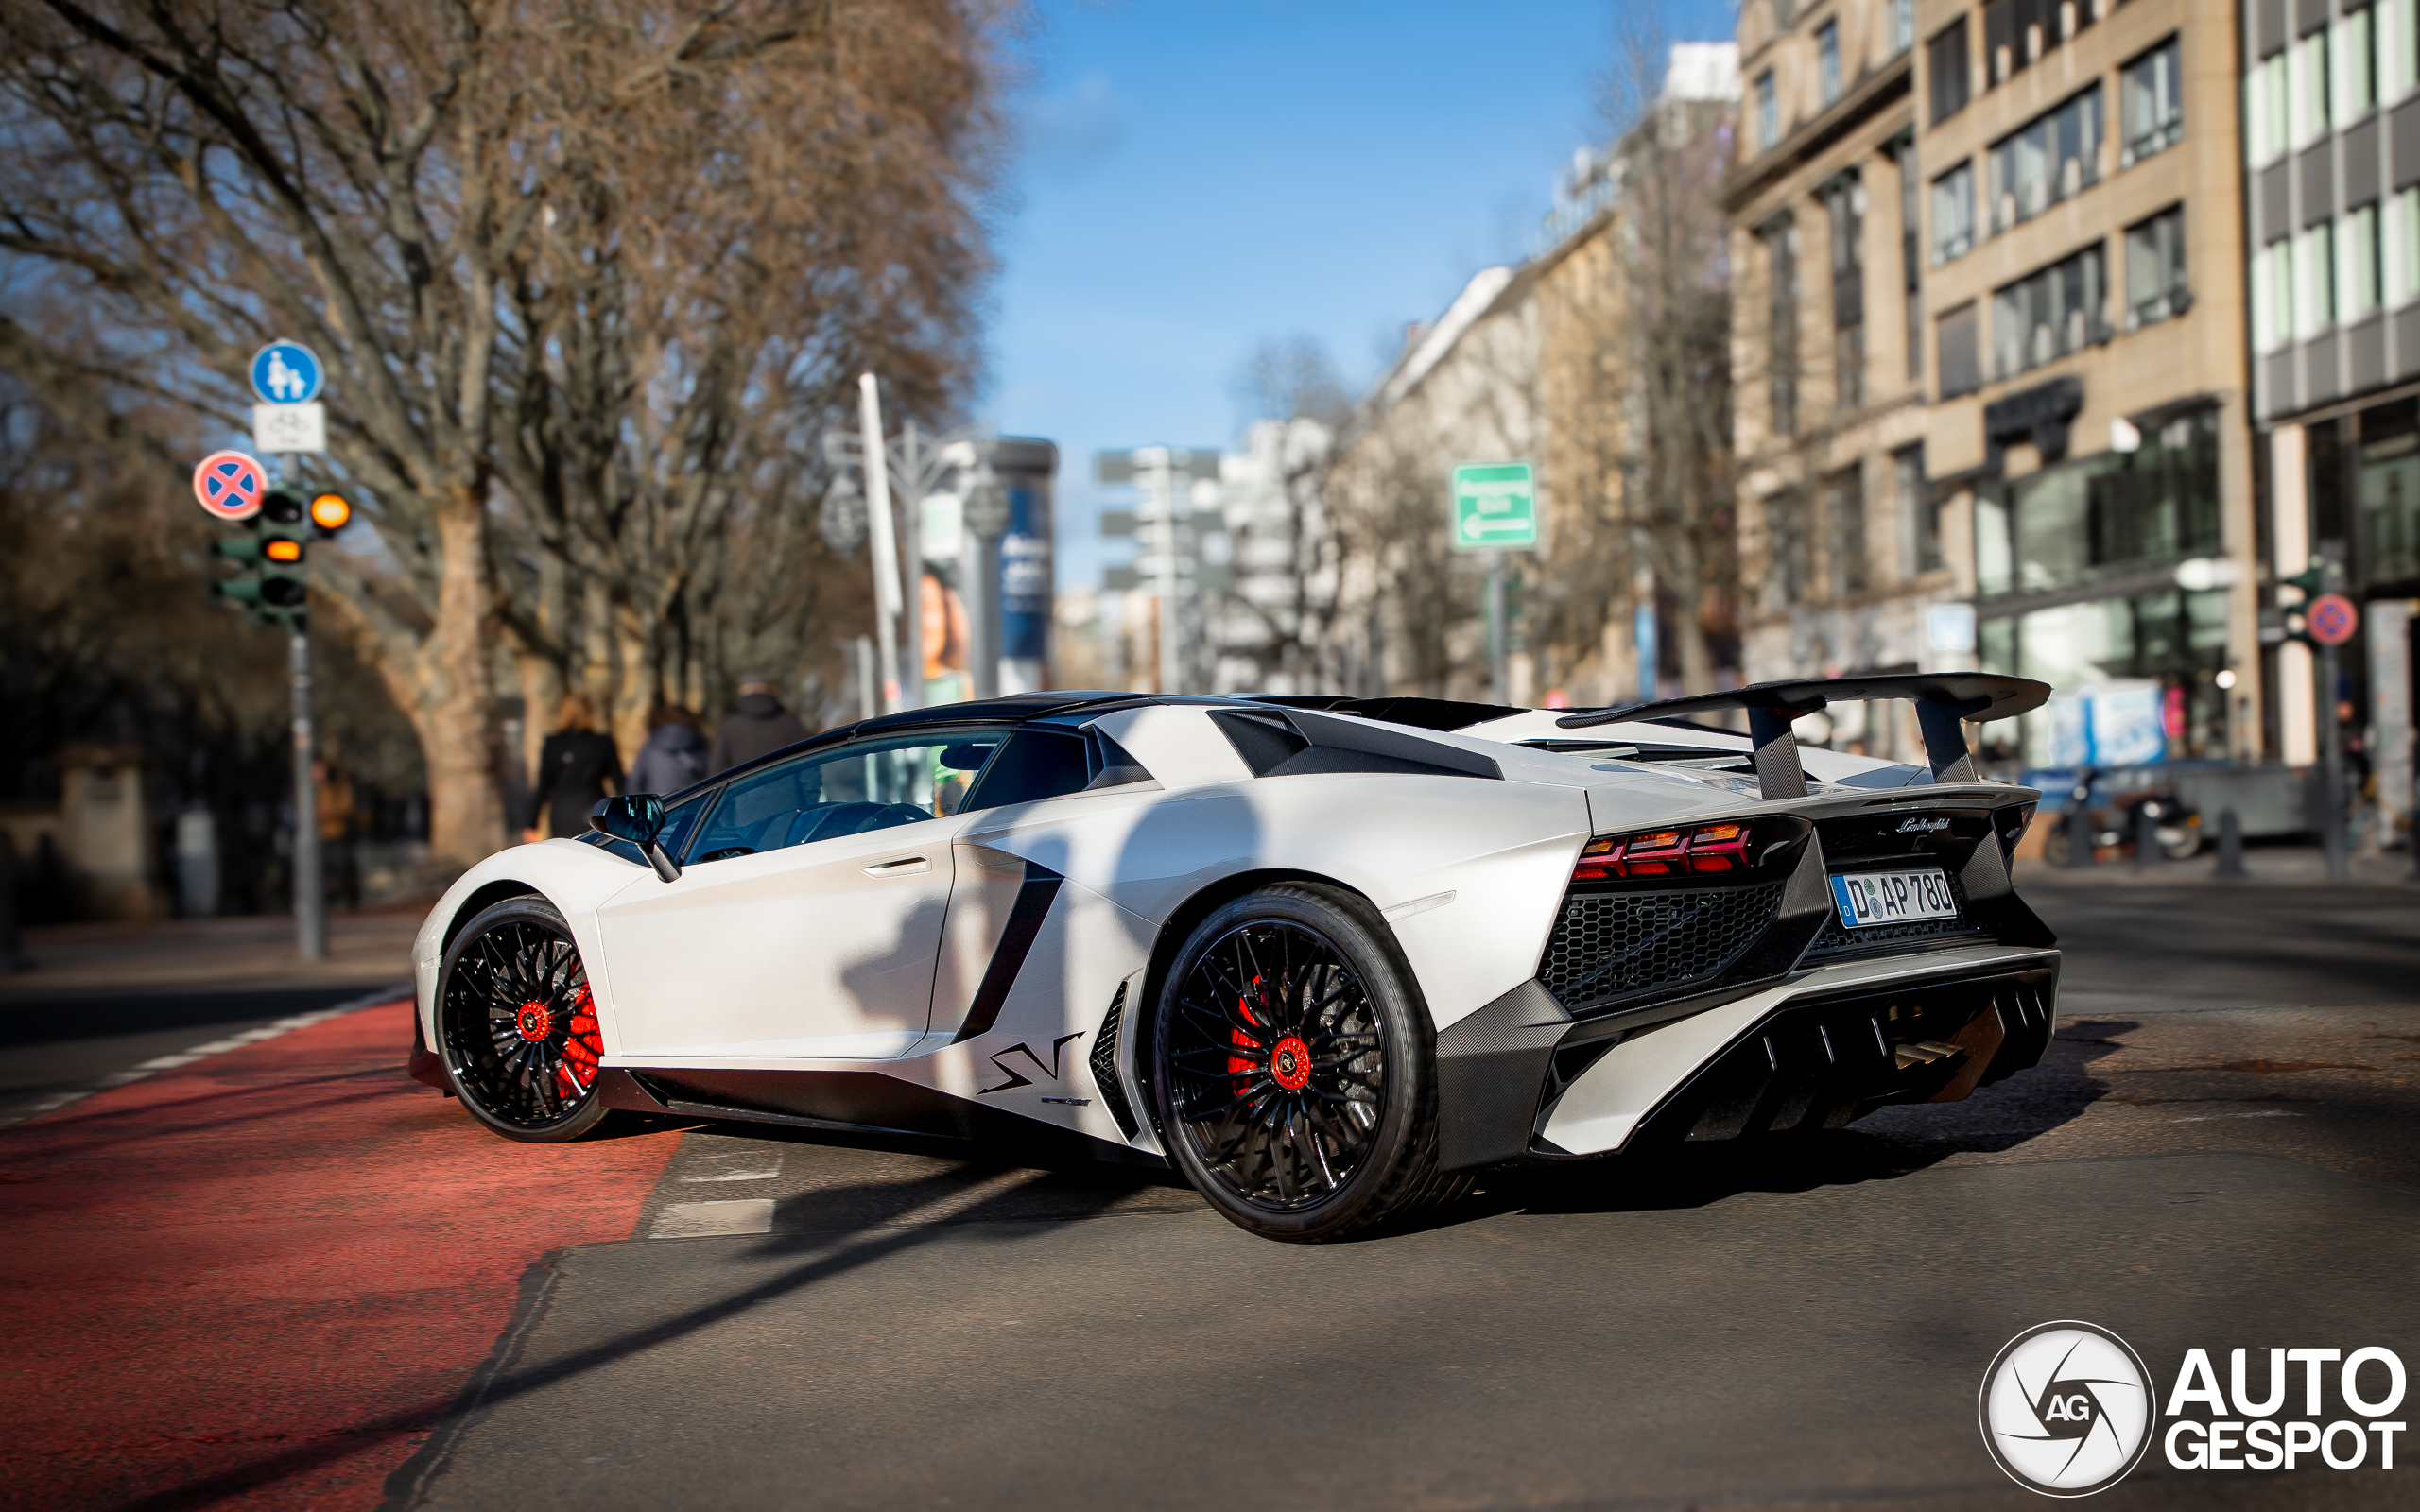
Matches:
[0,987,410,1133]
[680,1165,784,1184]
[649,1199,776,1238]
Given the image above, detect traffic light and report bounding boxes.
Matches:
[208,490,312,628]
[2263,554,2347,648]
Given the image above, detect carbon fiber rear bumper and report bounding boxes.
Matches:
[1435,945,2060,1170]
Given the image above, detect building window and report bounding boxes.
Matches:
[2298,220,2338,336]
[2247,50,2289,167]
[1824,468,1868,598]
[2124,206,2189,329]
[2389,0,2419,100]
[1929,19,1972,124]
[2394,187,2420,306]
[2292,26,2333,146]
[1817,22,1842,105]
[2342,201,2383,318]
[2251,235,2291,350]
[1932,160,1976,263]
[1938,301,1981,397]
[2339,7,2377,117]
[2121,39,2183,167]
[1766,490,1810,610]
[2360,401,2420,585]
[1825,175,1866,410]
[1889,0,1916,57]
[1983,0,2096,91]
[1764,216,1800,435]
[1992,243,2108,379]
[1895,445,1940,576]
[1757,71,1779,151]
[1895,135,1923,379]
[1990,88,2103,233]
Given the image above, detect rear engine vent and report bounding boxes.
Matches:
[1089,983,1139,1138]
[1538,882,1786,1012]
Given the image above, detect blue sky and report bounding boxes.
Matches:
[984,0,1739,586]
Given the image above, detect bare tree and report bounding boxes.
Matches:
[1532,25,1740,701]
[0,0,1010,868]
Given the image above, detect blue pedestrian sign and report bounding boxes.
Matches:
[250,340,322,405]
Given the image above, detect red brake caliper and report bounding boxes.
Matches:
[1227,977,1265,1092]
[556,984,602,1099]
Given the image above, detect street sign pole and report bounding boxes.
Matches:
[856,374,907,713]
[2319,639,2347,881]
[290,623,326,959]
[250,341,332,963]
[1451,462,1536,703]
[1484,553,1508,704]
[276,450,326,959]
[1155,453,1180,694]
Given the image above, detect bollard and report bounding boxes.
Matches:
[2135,805,2161,869]
[2216,807,2248,878]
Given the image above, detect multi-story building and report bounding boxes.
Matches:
[1728,0,1941,764]
[1921,0,2259,771]
[1731,0,2266,777]
[2241,0,2419,837]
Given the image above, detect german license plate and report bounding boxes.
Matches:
[1829,868,1959,928]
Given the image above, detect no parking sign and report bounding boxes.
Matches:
[2308,593,2360,646]
[192,450,268,522]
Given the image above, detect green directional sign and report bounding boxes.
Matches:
[1450,461,1536,551]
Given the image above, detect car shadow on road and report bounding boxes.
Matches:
[1440,1019,2136,1226]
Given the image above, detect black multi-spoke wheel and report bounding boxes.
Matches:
[1151,885,1460,1242]
[437,897,611,1143]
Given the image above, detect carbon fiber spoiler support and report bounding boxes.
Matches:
[1555,674,2052,800]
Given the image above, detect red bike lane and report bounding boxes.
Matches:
[0,1001,679,1511]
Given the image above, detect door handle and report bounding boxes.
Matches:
[863,855,930,877]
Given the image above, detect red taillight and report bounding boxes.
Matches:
[1575,820,1754,881]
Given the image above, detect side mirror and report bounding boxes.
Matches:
[590,795,681,883]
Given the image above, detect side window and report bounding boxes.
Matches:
[962,730,1092,811]
[686,733,1006,862]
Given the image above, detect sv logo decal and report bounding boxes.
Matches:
[978,1033,1087,1094]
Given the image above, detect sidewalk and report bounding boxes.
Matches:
[0,911,422,997]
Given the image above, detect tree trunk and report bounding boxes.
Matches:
[423,498,508,870]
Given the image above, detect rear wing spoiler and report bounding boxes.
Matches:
[1556,673,2051,801]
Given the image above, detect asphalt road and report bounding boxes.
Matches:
[380,868,2420,1512]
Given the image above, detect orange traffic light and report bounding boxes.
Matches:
[309,492,352,531]
[265,538,303,562]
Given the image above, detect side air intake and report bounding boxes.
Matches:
[1089,983,1139,1139]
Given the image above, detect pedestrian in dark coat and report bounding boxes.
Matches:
[629,704,711,795]
[523,692,623,842]
[710,676,810,774]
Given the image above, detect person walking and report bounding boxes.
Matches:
[523,692,623,842]
[710,675,809,774]
[629,703,711,795]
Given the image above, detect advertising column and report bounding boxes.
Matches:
[992,437,1059,694]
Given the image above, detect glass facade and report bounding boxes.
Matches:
[1979,590,2232,762]
[1976,408,2228,765]
[1976,407,2222,597]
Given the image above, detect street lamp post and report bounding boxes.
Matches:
[822,379,999,712]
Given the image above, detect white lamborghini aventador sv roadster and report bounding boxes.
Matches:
[408,675,2061,1242]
